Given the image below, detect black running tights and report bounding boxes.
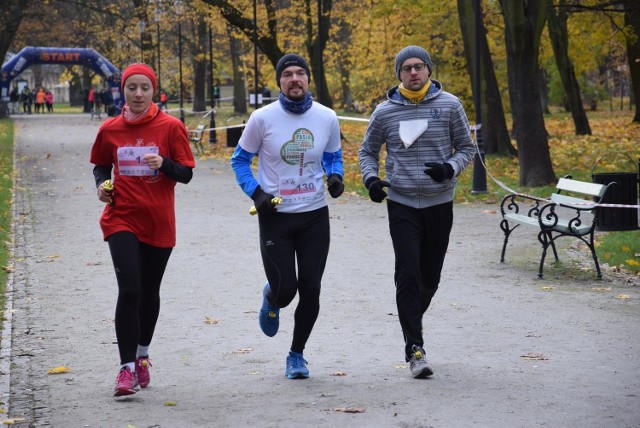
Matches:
[258,206,330,354]
[108,231,172,365]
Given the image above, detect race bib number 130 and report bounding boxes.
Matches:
[279,176,317,204]
[117,146,159,176]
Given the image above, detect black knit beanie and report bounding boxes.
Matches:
[394,45,433,80]
[275,54,311,88]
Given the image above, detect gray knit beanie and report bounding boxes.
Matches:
[275,54,311,88]
[394,45,433,80]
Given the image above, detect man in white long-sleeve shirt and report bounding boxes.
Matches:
[231,53,344,380]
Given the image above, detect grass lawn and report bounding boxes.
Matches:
[0,119,14,315]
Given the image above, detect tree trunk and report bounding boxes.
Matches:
[0,0,31,117]
[305,0,333,108]
[547,0,591,134]
[68,69,84,108]
[228,26,247,115]
[501,0,556,187]
[0,0,31,65]
[334,17,354,111]
[192,19,208,113]
[457,0,514,156]
[203,0,283,66]
[202,0,334,108]
[624,0,640,122]
[339,64,354,111]
[539,67,550,114]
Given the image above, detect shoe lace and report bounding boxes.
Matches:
[289,355,308,369]
[116,368,134,382]
[411,345,425,361]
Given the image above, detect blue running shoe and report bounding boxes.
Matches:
[285,351,309,379]
[259,283,279,337]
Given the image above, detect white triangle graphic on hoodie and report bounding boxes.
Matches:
[399,119,429,148]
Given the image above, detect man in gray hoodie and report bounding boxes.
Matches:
[359,45,475,379]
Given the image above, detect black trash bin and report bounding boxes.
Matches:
[226,125,244,147]
[591,153,639,231]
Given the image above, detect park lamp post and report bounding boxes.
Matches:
[175,0,185,124]
[155,6,162,94]
[471,0,487,194]
[137,20,146,63]
[208,24,217,144]
[316,0,324,105]
[253,0,259,110]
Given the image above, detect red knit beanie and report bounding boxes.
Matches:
[121,63,157,93]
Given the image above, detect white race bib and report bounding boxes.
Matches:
[117,146,159,176]
[279,175,321,205]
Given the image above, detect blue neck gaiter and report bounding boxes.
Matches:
[279,91,313,115]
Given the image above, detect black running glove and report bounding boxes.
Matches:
[251,186,278,216]
[424,162,454,182]
[327,174,344,198]
[365,177,391,203]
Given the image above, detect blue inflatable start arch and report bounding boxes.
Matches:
[0,46,122,104]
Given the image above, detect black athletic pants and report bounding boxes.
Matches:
[258,206,330,354]
[108,231,172,365]
[387,200,453,360]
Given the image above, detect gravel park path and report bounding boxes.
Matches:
[1,114,639,427]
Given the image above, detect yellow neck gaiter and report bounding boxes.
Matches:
[399,80,431,104]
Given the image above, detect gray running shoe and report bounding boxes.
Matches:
[409,345,433,379]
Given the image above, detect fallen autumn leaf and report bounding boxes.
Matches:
[333,407,366,413]
[47,366,70,374]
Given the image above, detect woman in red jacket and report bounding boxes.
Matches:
[90,63,195,397]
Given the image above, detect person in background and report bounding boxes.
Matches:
[21,85,32,114]
[359,45,474,379]
[88,87,95,113]
[213,79,221,108]
[10,86,19,114]
[90,63,195,397]
[45,90,54,113]
[34,87,45,113]
[230,53,344,380]
[262,84,272,105]
[159,90,168,110]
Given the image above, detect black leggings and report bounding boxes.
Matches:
[387,200,453,360]
[258,206,330,354]
[108,231,172,364]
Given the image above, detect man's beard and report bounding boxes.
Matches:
[286,86,305,101]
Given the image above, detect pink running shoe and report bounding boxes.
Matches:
[114,366,138,397]
[135,356,152,388]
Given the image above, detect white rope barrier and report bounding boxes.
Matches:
[187,109,639,210]
[336,115,372,123]
[470,125,640,209]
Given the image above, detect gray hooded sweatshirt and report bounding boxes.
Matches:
[359,79,475,209]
